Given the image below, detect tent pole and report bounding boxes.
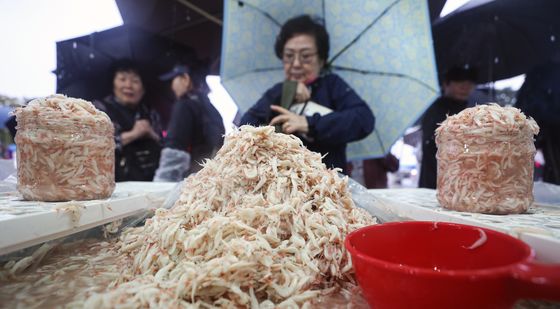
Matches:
[176,0,223,26]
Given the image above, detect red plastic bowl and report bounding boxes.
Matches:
[345,221,560,309]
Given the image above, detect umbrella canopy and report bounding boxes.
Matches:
[516,60,560,126]
[432,0,560,84]
[54,25,197,126]
[220,0,438,159]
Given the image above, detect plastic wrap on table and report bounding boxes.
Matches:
[1,177,558,308]
[0,235,121,307]
[161,179,186,209]
[118,179,185,229]
[346,174,402,223]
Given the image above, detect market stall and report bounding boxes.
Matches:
[0,92,558,309]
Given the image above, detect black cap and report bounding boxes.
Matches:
[159,64,190,81]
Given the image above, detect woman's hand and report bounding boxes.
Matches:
[146,127,161,142]
[269,105,309,134]
[121,119,160,145]
[294,82,311,103]
[136,120,161,142]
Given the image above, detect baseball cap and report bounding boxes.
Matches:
[159,64,190,81]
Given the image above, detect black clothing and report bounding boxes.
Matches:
[419,96,468,189]
[164,91,225,175]
[516,62,560,185]
[362,154,400,189]
[240,73,375,173]
[94,95,162,181]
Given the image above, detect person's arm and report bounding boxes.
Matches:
[153,101,195,182]
[240,83,283,126]
[120,120,152,146]
[419,100,441,146]
[147,108,163,142]
[305,75,375,145]
[165,100,195,150]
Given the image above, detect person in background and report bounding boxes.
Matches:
[4,115,16,141]
[516,59,560,185]
[240,15,374,174]
[94,59,163,182]
[418,66,477,189]
[153,64,225,182]
[362,153,400,189]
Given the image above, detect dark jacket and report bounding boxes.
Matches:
[419,96,467,188]
[515,61,560,184]
[94,95,163,182]
[240,73,375,173]
[363,154,400,189]
[165,91,225,174]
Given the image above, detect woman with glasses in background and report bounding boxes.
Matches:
[240,15,375,174]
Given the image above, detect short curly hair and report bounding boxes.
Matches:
[274,15,330,62]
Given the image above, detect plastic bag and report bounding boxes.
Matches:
[533,181,560,207]
[153,147,190,182]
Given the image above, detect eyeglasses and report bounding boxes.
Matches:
[282,51,318,64]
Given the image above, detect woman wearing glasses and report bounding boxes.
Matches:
[240,15,375,174]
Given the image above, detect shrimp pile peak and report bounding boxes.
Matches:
[83,125,375,308]
[436,104,539,214]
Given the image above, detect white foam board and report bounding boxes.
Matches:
[0,181,177,255]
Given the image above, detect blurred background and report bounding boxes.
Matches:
[1,0,558,187]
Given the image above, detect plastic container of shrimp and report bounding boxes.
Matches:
[14,95,115,202]
[435,104,539,214]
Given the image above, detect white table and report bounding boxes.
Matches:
[367,188,560,263]
[0,181,177,255]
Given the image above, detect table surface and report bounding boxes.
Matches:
[0,181,177,256]
[367,188,560,263]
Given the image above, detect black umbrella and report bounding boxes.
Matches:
[515,60,560,184]
[432,0,560,83]
[54,25,197,126]
[515,59,560,126]
[115,0,223,73]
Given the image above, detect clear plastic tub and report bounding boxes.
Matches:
[14,95,115,201]
[435,104,539,214]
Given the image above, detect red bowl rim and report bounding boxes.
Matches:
[345,221,535,278]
